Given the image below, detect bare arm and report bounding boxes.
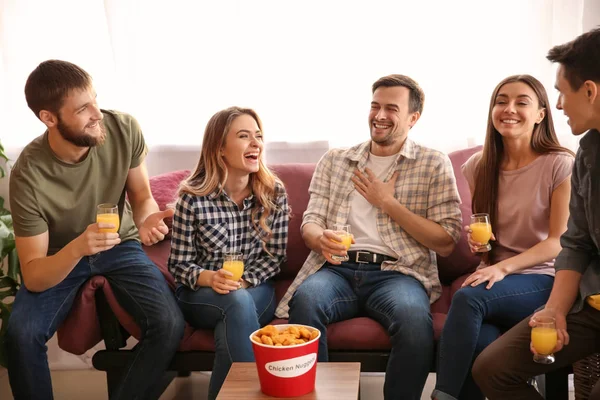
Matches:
[126,160,160,228]
[126,160,173,245]
[16,225,120,292]
[545,270,582,315]
[302,222,326,253]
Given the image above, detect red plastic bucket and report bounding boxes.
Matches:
[250,324,321,397]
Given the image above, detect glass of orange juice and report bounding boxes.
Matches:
[96,203,120,233]
[223,251,244,282]
[531,316,557,364]
[469,213,492,252]
[330,224,352,262]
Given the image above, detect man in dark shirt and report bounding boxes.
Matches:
[472,27,600,399]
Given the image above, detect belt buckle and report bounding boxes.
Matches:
[355,251,372,264]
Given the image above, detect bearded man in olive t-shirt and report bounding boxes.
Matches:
[5,60,184,400]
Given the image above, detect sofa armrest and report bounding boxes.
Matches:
[57,275,139,355]
[95,289,129,350]
[58,241,177,355]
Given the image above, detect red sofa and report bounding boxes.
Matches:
[55,145,569,398]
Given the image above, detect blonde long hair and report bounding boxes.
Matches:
[179,106,285,245]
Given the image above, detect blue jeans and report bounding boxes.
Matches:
[433,273,553,400]
[288,263,434,400]
[5,240,185,400]
[175,281,275,400]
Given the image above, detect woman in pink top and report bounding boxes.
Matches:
[432,75,574,400]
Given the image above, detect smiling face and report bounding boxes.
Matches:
[368,86,419,150]
[54,86,105,147]
[491,81,545,141]
[221,113,263,177]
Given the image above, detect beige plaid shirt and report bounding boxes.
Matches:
[275,139,462,318]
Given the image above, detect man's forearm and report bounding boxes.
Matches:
[301,223,325,253]
[545,269,582,315]
[381,197,455,256]
[22,241,83,292]
[131,197,160,229]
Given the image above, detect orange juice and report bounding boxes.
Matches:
[470,222,492,244]
[97,213,120,233]
[340,234,352,250]
[223,260,244,281]
[531,327,557,355]
[330,233,352,248]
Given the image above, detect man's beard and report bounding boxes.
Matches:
[57,118,106,147]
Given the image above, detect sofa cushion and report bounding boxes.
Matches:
[148,169,191,230]
[436,146,482,284]
[269,164,315,280]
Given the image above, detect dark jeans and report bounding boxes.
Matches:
[5,240,185,400]
[473,302,600,399]
[175,281,275,400]
[288,262,434,400]
[433,273,553,400]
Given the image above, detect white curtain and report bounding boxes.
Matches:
[0,0,588,154]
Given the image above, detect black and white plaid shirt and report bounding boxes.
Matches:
[168,184,289,289]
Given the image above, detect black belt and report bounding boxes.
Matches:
[346,250,397,265]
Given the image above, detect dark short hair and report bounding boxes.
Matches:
[24,60,92,119]
[372,74,425,115]
[547,27,600,90]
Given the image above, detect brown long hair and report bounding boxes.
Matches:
[472,75,574,258]
[179,106,286,247]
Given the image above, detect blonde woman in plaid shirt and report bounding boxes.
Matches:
[283,75,463,400]
[168,107,289,400]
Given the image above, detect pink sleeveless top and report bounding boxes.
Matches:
[462,152,573,276]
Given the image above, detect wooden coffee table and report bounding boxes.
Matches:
[217,362,361,399]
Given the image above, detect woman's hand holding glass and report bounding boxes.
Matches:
[465,214,496,253]
[209,269,241,294]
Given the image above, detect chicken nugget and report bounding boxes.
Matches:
[299,327,312,340]
[261,335,274,346]
[272,334,286,345]
[283,336,296,346]
[258,325,279,337]
[288,326,300,338]
[252,335,262,344]
[310,329,319,340]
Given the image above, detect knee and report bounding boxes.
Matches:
[5,313,44,349]
[389,306,433,345]
[289,283,329,316]
[152,302,185,343]
[226,289,256,311]
[450,287,482,311]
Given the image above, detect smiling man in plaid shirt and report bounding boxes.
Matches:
[279,74,462,400]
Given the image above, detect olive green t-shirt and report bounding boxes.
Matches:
[9,110,148,255]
